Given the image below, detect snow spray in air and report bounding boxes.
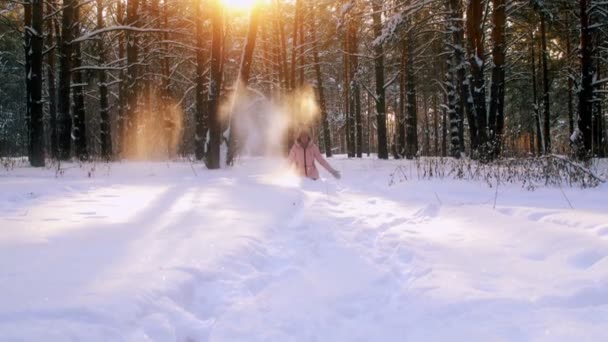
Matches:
[222,83,321,159]
[121,89,184,160]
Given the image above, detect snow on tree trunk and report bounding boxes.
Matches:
[540,13,551,154]
[577,0,593,159]
[311,4,332,157]
[466,0,488,160]
[405,21,418,160]
[206,0,223,169]
[28,0,45,166]
[57,0,74,160]
[194,0,206,161]
[489,0,506,158]
[371,0,388,160]
[72,3,88,161]
[96,0,112,160]
[46,0,58,160]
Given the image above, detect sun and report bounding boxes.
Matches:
[220,0,260,11]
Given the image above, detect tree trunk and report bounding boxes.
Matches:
[311,4,332,157]
[97,0,112,159]
[594,36,603,157]
[540,13,551,154]
[276,0,289,92]
[57,0,74,160]
[489,0,505,158]
[124,0,140,157]
[397,42,406,158]
[448,0,472,155]
[442,91,448,157]
[297,1,305,86]
[577,0,593,159]
[466,0,488,159]
[194,0,206,160]
[290,0,300,91]
[433,95,439,156]
[72,3,88,160]
[206,0,223,169]
[531,38,543,155]
[24,2,32,160]
[28,0,45,166]
[227,3,262,165]
[348,20,362,158]
[46,0,58,159]
[405,23,418,159]
[116,0,126,153]
[371,0,388,159]
[566,14,575,138]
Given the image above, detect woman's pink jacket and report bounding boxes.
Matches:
[288,141,332,180]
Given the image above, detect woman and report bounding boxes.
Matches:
[288,129,341,180]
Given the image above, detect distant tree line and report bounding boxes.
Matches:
[0,0,606,167]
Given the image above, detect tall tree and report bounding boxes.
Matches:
[577,0,593,159]
[311,3,332,157]
[206,0,223,169]
[466,0,488,159]
[46,0,58,159]
[28,0,45,166]
[97,0,112,159]
[404,22,418,159]
[124,0,140,156]
[489,0,506,157]
[72,2,87,160]
[371,0,388,159]
[57,0,75,160]
[194,0,206,161]
[539,11,551,154]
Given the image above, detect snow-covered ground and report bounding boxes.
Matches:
[1,157,607,341]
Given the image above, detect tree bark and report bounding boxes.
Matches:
[290,0,301,91]
[349,20,362,158]
[194,0,206,160]
[57,0,74,160]
[311,4,332,157]
[530,38,543,155]
[466,0,488,159]
[371,0,388,159]
[116,0,126,153]
[540,13,551,154]
[433,95,439,156]
[489,0,505,158]
[72,3,88,160]
[405,24,418,159]
[397,42,406,158]
[124,0,140,157]
[46,0,58,159]
[28,0,45,166]
[566,14,575,138]
[97,0,112,159]
[577,0,593,159]
[206,0,223,169]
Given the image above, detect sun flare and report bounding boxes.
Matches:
[220,0,262,11]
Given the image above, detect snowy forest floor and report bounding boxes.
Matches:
[1,157,608,341]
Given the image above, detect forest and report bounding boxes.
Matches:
[0,0,607,167]
[2,1,608,339]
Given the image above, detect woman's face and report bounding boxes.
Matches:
[299,132,310,145]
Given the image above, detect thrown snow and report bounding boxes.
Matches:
[1,157,607,341]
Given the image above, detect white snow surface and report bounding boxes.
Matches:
[1,157,607,341]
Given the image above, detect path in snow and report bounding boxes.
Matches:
[0,158,607,341]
